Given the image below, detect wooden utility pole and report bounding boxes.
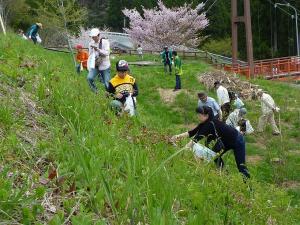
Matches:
[231,0,254,77]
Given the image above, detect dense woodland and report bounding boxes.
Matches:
[2,0,300,59]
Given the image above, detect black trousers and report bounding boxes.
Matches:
[214,133,250,178]
[164,62,172,73]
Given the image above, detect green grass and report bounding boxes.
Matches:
[0,33,300,224]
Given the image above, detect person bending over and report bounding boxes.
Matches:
[171,106,250,179]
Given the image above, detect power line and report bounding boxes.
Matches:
[205,0,220,13]
[282,0,300,13]
[266,0,300,21]
[265,0,292,16]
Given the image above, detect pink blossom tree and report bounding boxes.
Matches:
[122,0,209,51]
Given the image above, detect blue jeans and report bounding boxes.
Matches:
[233,134,250,178]
[99,68,111,90]
[31,36,37,44]
[87,68,111,92]
[214,134,250,178]
[76,64,81,74]
[175,75,181,89]
[87,68,99,92]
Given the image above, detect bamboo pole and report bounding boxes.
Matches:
[0,14,6,35]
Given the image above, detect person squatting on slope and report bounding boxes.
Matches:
[257,89,280,135]
[173,51,183,91]
[75,44,88,74]
[226,108,254,135]
[107,60,138,116]
[26,23,42,44]
[214,81,231,121]
[171,106,250,179]
[161,46,172,74]
[87,28,111,92]
[197,92,222,120]
[232,93,245,109]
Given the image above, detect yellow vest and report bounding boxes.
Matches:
[110,74,136,94]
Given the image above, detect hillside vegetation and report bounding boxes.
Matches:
[0,34,300,224]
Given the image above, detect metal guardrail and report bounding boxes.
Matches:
[224,56,300,79]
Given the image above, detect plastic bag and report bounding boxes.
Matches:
[124,95,136,116]
[191,142,217,161]
[36,34,42,44]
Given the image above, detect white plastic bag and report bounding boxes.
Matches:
[236,120,254,134]
[87,53,96,71]
[191,141,217,161]
[36,34,42,43]
[124,95,136,116]
[245,120,254,134]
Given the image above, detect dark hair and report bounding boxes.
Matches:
[214,81,220,87]
[173,51,177,56]
[197,91,207,99]
[195,106,214,121]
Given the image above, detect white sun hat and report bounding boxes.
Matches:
[89,28,100,37]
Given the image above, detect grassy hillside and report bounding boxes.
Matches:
[0,34,299,224]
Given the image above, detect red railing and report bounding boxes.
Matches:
[224,56,300,79]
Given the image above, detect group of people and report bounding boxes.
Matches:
[172,81,281,180]
[77,30,185,116]
[13,23,284,180]
[160,46,183,91]
[76,28,282,180]
[75,28,138,116]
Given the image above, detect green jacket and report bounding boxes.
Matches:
[160,50,173,64]
[174,55,183,75]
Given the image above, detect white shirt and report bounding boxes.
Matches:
[233,97,244,109]
[216,85,230,105]
[226,109,254,134]
[226,109,241,127]
[260,93,276,114]
[137,47,143,55]
[88,38,111,71]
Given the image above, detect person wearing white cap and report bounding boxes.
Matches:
[257,89,280,135]
[226,108,254,135]
[87,28,111,92]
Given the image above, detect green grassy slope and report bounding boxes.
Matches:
[0,34,299,224]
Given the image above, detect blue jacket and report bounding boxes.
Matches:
[26,24,39,38]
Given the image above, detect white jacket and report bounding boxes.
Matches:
[216,85,230,105]
[226,109,254,134]
[260,93,276,114]
[88,38,111,71]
